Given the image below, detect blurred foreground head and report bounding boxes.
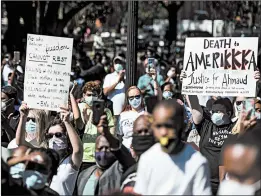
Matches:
[218,128,261,195]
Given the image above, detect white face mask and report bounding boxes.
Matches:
[10,163,26,179]
[48,137,67,151]
[23,170,48,190]
[218,180,260,195]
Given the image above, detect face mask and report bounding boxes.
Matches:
[23,170,47,190]
[48,137,67,151]
[163,91,173,100]
[255,112,261,119]
[10,163,26,179]
[1,98,14,112]
[129,97,142,109]
[26,120,37,133]
[132,135,155,156]
[211,113,230,126]
[218,180,261,195]
[114,64,123,73]
[84,96,98,107]
[95,151,116,170]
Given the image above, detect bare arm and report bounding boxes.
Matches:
[60,107,83,169]
[70,83,80,120]
[15,103,34,148]
[186,95,203,125]
[219,166,226,182]
[103,70,125,96]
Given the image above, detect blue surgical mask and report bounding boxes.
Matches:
[211,113,226,126]
[23,170,48,190]
[10,163,26,179]
[114,64,123,73]
[25,120,37,133]
[163,91,173,100]
[255,112,261,119]
[84,96,98,107]
[129,96,142,109]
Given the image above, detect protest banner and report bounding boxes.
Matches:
[24,34,73,111]
[181,37,258,97]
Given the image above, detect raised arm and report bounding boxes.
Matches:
[60,107,83,169]
[97,114,135,170]
[15,102,34,148]
[70,82,80,120]
[103,70,124,96]
[186,95,204,125]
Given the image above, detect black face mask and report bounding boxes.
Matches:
[132,135,155,156]
[95,151,116,170]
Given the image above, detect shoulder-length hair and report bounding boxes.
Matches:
[27,109,48,145]
[41,117,73,155]
[122,86,144,113]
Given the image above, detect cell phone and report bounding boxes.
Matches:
[13,51,20,64]
[243,98,255,119]
[92,100,105,125]
[145,96,158,114]
[148,58,155,73]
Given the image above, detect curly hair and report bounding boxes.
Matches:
[82,81,101,95]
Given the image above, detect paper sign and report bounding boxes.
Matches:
[182,37,258,97]
[24,34,73,111]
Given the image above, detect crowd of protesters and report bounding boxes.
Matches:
[1,46,261,196]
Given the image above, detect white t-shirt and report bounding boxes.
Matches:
[134,143,212,195]
[118,110,145,149]
[50,155,79,196]
[103,72,125,115]
[2,64,23,85]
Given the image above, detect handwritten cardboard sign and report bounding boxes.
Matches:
[182,37,258,97]
[24,34,73,111]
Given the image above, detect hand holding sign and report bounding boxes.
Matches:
[254,70,260,82]
[19,102,30,118]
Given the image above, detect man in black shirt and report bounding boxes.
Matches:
[186,95,235,195]
[1,86,20,147]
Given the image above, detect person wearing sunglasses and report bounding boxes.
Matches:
[118,86,145,150]
[77,81,115,173]
[43,107,83,196]
[8,147,60,196]
[9,102,48,149]
[134,99,211,195]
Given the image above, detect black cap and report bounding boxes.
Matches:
[1,86,18,100]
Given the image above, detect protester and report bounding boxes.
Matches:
[77,81,115,172]
[218,129,261,195]
[134,100,212,195]
[118,86,145,149]
[1,85,19,147]
[7,147,60,195]
[103,56,126,117]
[219,103,259,181]
[11,105,48,149]
[40,107,82,195]
[76,114,135,195]
[137,58,164,99]
[121,114,155,193]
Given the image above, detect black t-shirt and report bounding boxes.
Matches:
[219,133,239,166]
[195,119,235,186]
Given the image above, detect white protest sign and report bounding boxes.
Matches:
[24,34,73,111]
[182,37,258,97]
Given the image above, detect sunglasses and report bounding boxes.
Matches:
[86,93,98,97]
[155,123,174,129]
[236,101,243,106]
[26,161,48,175]
[27,117,36,123]
[45,132,66,139]
[128,95,141,101]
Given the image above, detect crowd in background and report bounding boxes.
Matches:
[1,47,261,196]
